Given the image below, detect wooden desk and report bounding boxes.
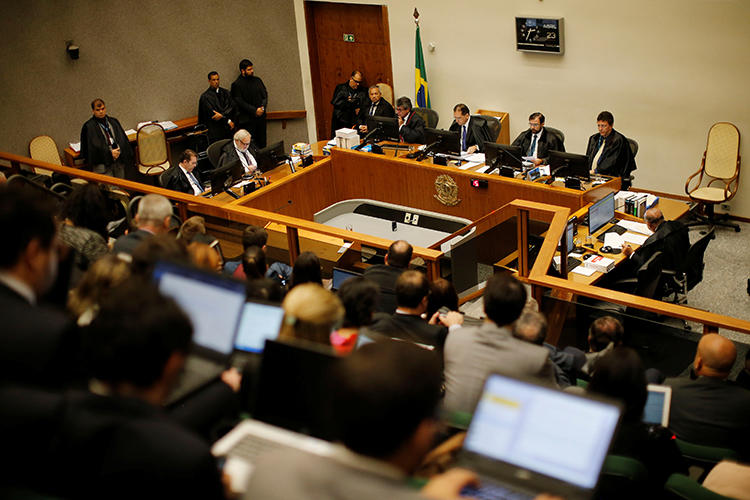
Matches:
[64,111,307,166]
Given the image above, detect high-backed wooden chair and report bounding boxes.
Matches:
[136,123,170,177]
[375,82,393,106]
[685,122,741,232]
[29,135,62,176]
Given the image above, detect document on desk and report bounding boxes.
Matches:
[458,162,483,170]
[69,142,81,152]
[623,232,649,246]
[158,121,178,130]
[604,232,626,248]
[617,220,652,235]
[571,266,596,277]
[463,153,485,163]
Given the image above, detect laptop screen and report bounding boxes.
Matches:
[234,301,285,353]
[153,261,246,356]
[332,268,361,291]
[643,384,671,426]
[464,374,620,490]
[588,192,615,235]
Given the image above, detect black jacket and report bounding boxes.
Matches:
[80,116,134,167]
[399,111,426,144]
[198,86,236,142]
[586,128,637,179]
[449,116,493,152]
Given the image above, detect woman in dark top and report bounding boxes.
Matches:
[289,251,322,289]
[588,346,687,496]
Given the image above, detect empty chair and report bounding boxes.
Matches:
[135,123,170,177]
[545,126,565,145]
[662,227,715,305]
[473,114,501,142]
[622,138,639,190]
[29,135,62,176]
[413,107,439,129]
[685,122,741,232]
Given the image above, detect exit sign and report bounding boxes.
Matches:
[343,33,355,42]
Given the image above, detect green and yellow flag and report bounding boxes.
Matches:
[415,24,430,108]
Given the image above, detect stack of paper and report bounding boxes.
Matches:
[69,142,81,152]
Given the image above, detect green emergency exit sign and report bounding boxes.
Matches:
[343,34,355,42]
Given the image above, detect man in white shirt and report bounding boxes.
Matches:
[165,149,203,195]
[218,129,259,174]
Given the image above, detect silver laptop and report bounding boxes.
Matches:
[457,373,622,500]
[643,384,672,427]
[153,260,247,405]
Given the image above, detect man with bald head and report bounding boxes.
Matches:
[363,240,414,314]
[665,334,750,457]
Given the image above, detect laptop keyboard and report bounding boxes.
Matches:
[228,433,294,462]
[461,483,534,500]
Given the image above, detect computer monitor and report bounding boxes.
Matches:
[253,339,340,440]
[559,218,575,253]
[365,116,399,141]
[234,300,285,354]
[331,267,362,291]
[588,192,616,235]
[485,143,523,170]
[255,141,286,173]
[208,159,244,196]
[424,128,461,155]
[548,150,590,181]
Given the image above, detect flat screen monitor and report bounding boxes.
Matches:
[588,192,615,235]
[548,150,590,181]
[485,143,523,170]
[209,159,244,195]
[234,300,285,354]
[331,267,362,291]
[424,128,461,155]
[559,218,575,253]
[256,141,286,173]
[254,339,340,440]
[365,116,399,141]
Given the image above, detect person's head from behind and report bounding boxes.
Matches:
[279,283,344,346]
[426,278,459,318]
[135,194,173,234]
[338,277,379,329]
[395,270,430,313]
[0,185,58,296]
[129,234,189,278]
[187,241,221,272]
[588,346,647,422]
[177,215,206,243]
[61,183,109,238]
[385,239,413,269]
[643,207,665,232]
[83,279,192,405]
[242,245,267,280]
[483,272,526,327]
[245,277,285,303]
[291,251,322,288]
[331,340,442,472]
[68,254,131,318]
[242,224,268,250]
[693,333,736,380]
[513,310,548,346]
[588,316,624,352]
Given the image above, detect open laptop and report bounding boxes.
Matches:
[152,260,247,405]
[458,373,622,500]
[643,384,672,427]
[331,267,362,291]
[233,300,285,354]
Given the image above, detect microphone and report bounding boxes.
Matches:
[273,200,293,212]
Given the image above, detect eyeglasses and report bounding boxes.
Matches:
[351,78,362,85]
[240,140,251,146]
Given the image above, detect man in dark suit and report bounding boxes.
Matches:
[365,270,462,350]
[666,334,750,458]
[330,70,367,136]
[448,103,492,153]
[355,85,396,137]
[395,96,426,144]
[0,185,74,388]
[621,207,689,274]
[112,194,173,255]
[586,110,637,182]
[80,98,135,179]
[165,149,203,195]
[231,59,268,148]
[198,71,236,143]
[363,239,412,314]
[217,128,260,174]
[511,112,565,166]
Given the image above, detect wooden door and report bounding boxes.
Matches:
[304,2,394,141]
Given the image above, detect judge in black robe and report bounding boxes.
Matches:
[198,72,236,143]
[448,104,493,153]
[395,97,426,144]
[355,85,396,137]
[231,60,268,148]
[330,71,367,136]
[586,111,637,185]
[80,99,134,179]
[511,114,565,165]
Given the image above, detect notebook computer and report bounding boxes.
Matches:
[331,267,362,291]
[643,384,672,427]
[458,373,622,500]
[234,300,285,354]
[152,260,247,405]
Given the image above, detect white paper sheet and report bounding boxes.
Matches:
[69,142,81,152]
[458,161,483,170]
[623,232,649,245]
[603,232,625,248]
[617,220,652,235]
[571,266,596,276]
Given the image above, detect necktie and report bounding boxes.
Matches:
[462,125,467,151]
[528,134,538,156]
[242,150,251,167]
[370,103,376,116]
[592,136,605,170]
[188,171,202,194]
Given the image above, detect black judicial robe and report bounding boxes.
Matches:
[586,129,637,180]
[511,127,566,160]
[198,86,236,142]
[330,82,367,135]
[80,116,134,168]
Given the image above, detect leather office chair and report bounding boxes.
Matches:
[207,138,232,168]
[28,135,61,176]
[621,137,639,191]
[545,126,565,146]
[685,122,741,232]
[136,123,170,177]
[158,169,172,188]
[473,115,501,142]
[661,227,714,305]
[375,82,393,106]
[613,251,664,299]
[413,107,439,129]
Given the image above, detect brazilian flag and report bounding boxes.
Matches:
[415,25,430,108]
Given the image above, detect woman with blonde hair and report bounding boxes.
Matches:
[278,283,344,346]
[67,254,131,324]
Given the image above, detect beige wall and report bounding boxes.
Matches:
[0,0,308,159]
[294,0,750,217]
